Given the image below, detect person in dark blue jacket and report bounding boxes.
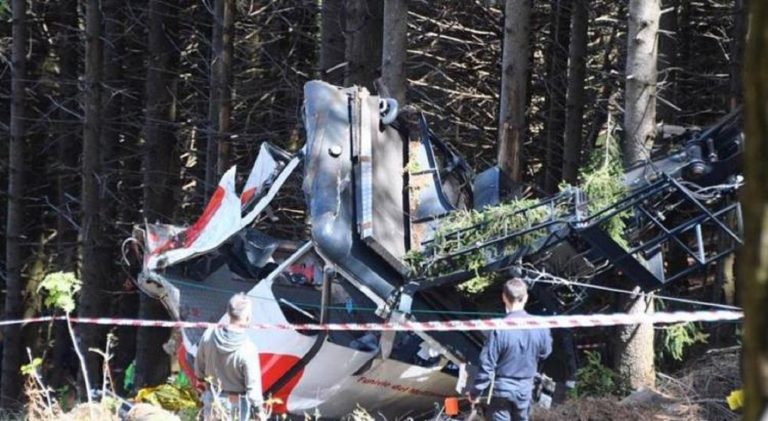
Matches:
[469,278,553,421]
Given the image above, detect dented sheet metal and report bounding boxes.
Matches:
[145,144,298,270]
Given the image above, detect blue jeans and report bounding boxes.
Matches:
[487,396,532,421]
[202,390,251,421]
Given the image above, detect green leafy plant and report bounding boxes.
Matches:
[22,349,58,419]
[38,271,81,313]
[21,357,43,377]
[38,271,93,407]
[660,322,709,361]
[570,351,617,398]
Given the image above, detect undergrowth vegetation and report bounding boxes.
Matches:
[658,322,710,362]
[569,351,618,398]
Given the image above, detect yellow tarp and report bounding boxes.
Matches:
[726,389,743,411]
[135,384,200,412]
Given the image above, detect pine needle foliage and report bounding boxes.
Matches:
[406,198,554,293]
[405,121,629,294]
[574,127,630,249]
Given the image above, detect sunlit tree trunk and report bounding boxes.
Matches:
[623,0,659,166]
[320,0,345,85]
[614,0,660,391]
[382,0,407,104]
[344,0,383,91]
[742,2,768,419]
[498,0,531,190]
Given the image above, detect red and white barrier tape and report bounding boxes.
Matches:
[0,310,742,331]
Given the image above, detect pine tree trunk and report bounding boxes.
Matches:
[498,0,531,190]
[344,0,383,91]
[614,0,660,391]
[206,0,235,194]
[136,0,181,389]
[729,0,747,110]
[742,2,768,418]
[623,0,660,167]
[54,0,81,271]
[320,0,345,85]
[614,293,655,390]
[112,2,145,393]
[562,0,587,185]
[48,0,81,390]
[87,0,123,384]
[381,0,407,105]
[78,0,110,390]
[1,0,27,407]
[543,0,571,193]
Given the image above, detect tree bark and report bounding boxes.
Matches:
[381,0,408,105]
[54,0,81,271]
[44,0,82,390]
[206,0,235,195]
[614,0,660,391]
[112,0,146,395]
[656,0,678,122]
[729,0,747,110]
[320,0,345,85]
[136,0,181,388]
[498,0,531,190]
[613,293,656,390]
[742,1,768,418]
[1,0,27,407]
[78,0,111,389]
[344,0,383,91]
[623,0,660,167]
[543,0,571,193]
[562,0,587,185]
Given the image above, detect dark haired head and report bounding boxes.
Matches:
[502,278,528,305]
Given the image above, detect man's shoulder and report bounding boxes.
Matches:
[235,340,259,365]
[242,339,259,353]
[199,326,217,343]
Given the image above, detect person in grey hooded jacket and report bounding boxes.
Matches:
[196,293,263,420]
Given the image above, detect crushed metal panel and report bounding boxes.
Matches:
[354,90,408,273]
[473,166,501,210]
[146,167,242,270]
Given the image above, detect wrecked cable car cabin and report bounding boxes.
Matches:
[133,81,743,417]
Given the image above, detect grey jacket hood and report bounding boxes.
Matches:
[213,326,247,353]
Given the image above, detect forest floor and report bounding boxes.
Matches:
[20,347,741,420]
[535,346,741,421]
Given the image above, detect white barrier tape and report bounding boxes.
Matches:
[0,310,743,331]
